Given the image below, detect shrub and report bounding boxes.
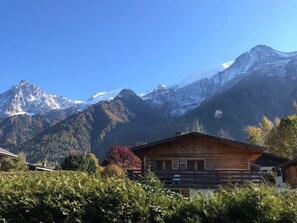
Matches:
[141,170,163,189]
[101,164,126,178]
[61,153,99,173]
[0,152,27,172]
[167,184,297,223]
[0,172,296,223]
[0,171,180,223]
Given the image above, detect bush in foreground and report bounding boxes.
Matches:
[0,171,181,223]
[0,172,297,223]
[168,184,297,223]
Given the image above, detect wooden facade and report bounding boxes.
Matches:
[275,160,297,189]
[130,133,266,188]
[132,132,264,172]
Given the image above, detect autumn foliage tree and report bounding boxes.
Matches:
[267,115,297,159]
[102,146,141,170]
[246,116,275,146]
[246,115,297,159]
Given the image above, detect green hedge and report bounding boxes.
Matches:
[0,172,297,223]
[0,171,181,223]
[168,185,297,223]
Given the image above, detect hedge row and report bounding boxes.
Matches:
[0,171,180,223]
[0,171,297,223]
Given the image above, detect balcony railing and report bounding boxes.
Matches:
[127,170,267,188]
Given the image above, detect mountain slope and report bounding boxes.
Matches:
[0,114,53,148]
[16,89,171,162]
[176,73,297,140]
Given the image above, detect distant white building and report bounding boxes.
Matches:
[0,147,18,158]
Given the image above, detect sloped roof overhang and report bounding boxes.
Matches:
[131,132,266,153]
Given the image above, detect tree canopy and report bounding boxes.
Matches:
[61,153,99,173]
[246,116,274,146]
[266,116,297,159]
[102,146,141,170]
[246,115,297,159]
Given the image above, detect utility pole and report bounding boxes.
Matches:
[214,110,222,137]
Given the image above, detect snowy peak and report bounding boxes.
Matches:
[0,81,129,117]
[144,45,297,116]
[85,88,123,105]
[210,45,297,86]
[250,45,297,58]
[0,81,75,117]
[229,45,297,75]
[19,80,30,86]
[157,84,166,89]
[177,61,234,88]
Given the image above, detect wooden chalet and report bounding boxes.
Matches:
[129,132,267,189]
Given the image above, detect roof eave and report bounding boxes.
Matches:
[131,132,266,153]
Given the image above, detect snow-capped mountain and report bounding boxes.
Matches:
[177,61,234,88]
[83,88,123,106]
[144,45,297,116]
[0,80,75,117]
[0,81,125,118]
[2,45,297,119]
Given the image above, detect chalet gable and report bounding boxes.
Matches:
[132,132,266,171]
[132,132,265,154]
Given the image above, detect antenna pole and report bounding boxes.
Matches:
[214,110,222,138]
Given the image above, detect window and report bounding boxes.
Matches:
[164,160,172,170]
[172,160,179,170]
[156,160,163,170]
[187,160,195,170]
[180,160,187,170]
[197,160,205,170]
[148,159,155,170]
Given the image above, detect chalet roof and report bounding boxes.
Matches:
[254,152,289,167]
[131,132,266,153]
[0,147,18,158]
[274,159,297,170]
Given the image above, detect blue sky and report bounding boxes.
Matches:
[1,1,297,100]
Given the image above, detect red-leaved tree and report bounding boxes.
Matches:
[102,146,141,170]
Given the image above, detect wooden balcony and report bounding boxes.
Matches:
[127,170,268,188]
